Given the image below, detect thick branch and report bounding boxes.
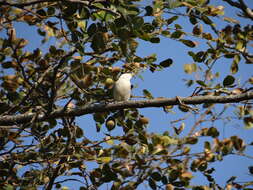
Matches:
[0,92,252,126]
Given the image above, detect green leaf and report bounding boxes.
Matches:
[148,178,157,190]
[180,39,196,48]
[244,117,253,129]
[143,89,154,99]
[118,28,131,40]
[231,54,240,74]
[47,7,55,15]
[201,15,213,25]
[87,23,97,37]
[97,156,112,163]
[3,184,15,190]
[207,127,219,137]
[175,24,182,29]
[151,172,162,181]
[91,32,106,52]
[196,80,207,87]
[79,7,90,19]
[159,58,173,67]
[161,176,168,184]
[0,54,5,62]
[133,16,144,29]
[189,16,198,25]
[139,133,148,145]
[169,169,180,181]
[150,37,160,43]
[142,23,155,33]
[145,6,153,16]
[161,136,178,145]
[36,9,47,17]
[223,75,235,87]
[167,16,178,25]
[171,30,184,39]
[235,40,244,51]
[185,137,198,144]
[248,166,253,174]
[75,126,84,138]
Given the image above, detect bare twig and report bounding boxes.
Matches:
[223,0,253,20]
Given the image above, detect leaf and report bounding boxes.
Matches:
[79,7,90,19]
[244,117,253,129]
[171,30,184,39]
[145,6,153,16]
[196,80,207,87]
[47,7,55,15]
[223,75,235,87]
[36,9,47,17]
[148,178,157,190]
[248,166,253,174]
[133,17,144,29]
[189,16,198,25]
[207,127,219,137]
[97,157,112,163]
[174,24,182,29]
[201,15,213,25]
[75,126,84,138]
[235,40,244,51]
[161,136,178,146]
[184,63,197,74]
[91,32,106,52]
[185,137,198,144]
[150,37,160,43]
[180,39,197,48]
[159,58,173,68]
[143,89,154,99]
[193,24,202,35]
[202,33,213,40]
[167,16,178,25]
[151,172,162,181]
[230,54,240,74]
[87,23,97,37]
[161,176,168,184]
[4,184,15,190]
[169,169,180,181]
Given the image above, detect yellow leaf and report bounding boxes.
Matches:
[97,156,112,163]
[184,63,197,74]
[105,136,114,145]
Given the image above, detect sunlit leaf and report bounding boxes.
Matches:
[184,63,197,74]
[143,89,154,99]
[171,30,184,39]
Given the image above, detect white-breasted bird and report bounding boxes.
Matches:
[113,73,132,101]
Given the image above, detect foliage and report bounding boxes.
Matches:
[0,0,252,189]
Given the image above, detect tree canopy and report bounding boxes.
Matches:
[0,0,253,189]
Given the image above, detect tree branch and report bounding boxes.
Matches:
[0,92,252,126]
[223,0,253,20]
[0,0,58,8]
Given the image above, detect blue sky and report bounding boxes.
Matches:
[1,0,253,189]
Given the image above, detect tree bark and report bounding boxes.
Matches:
[0,92,252,126]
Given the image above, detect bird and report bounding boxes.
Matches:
[113,73,132,101]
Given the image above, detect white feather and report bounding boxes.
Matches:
[113,73,132,101]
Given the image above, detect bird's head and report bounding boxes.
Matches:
[119,73,132,81]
